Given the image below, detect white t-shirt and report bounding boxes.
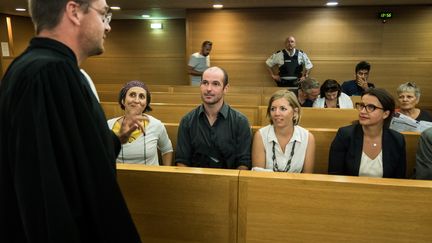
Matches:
[80,69,100,102]
[312,92,354,109]
[107,115,173,165]
[188,52,210,86]
[258,124,309,172]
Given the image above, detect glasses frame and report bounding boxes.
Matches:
[355,102,384,113]
[88,5,112,24]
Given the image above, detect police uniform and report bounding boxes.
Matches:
[266,48,313,87]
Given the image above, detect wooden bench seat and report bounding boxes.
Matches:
[98,91,262,106]
[259,107,359,128]
[116,165,432,242]
[101,102,259,125]
[162,123,419,178]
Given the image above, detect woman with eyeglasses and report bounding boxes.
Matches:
[252,90,315,173]
[312,79,353,108]
[328,88,406,178]
[395,82,432,122]
[107,80,173,165]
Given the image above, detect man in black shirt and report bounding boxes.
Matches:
[175,67,252,169]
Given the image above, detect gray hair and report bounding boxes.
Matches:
[397,82,421,100]
[299,78,320,94]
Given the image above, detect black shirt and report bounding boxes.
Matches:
[175,103,252,169]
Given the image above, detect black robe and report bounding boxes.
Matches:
[0,38,141,242]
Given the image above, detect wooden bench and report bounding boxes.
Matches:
[238,171,432,242]
[98,91,263,106]
[117,165,239,242]
[163,123,420,178]
[101,102,260,125]
[258,107,359,128]
[116,165,432,242]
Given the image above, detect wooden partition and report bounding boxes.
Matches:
[258,107,359,127]
[117,165,239,242]
[116,165,432,242]
[101,102,259,125]
[238,171,432,242]
[98,91,263,106]
[163,123,419,178]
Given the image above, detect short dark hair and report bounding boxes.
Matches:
[202,66,229,87]
[355,61,371,73]
[202,41,213,47]
[320,79,341,98]
[362,88,395,128]
[29,0,92,34]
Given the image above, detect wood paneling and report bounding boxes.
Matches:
[186,6,432,106]
[2,6,432,108]
[117,165,239,243]
[238,171,432,243]
[81,19,188,85]
[117,165,432,242]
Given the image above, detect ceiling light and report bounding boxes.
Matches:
[110,6,121,10]
[142,14,151,18]
[15,8,26,12]
[150,23,163,29]
[213,4,223,9]
[326,2,338,6]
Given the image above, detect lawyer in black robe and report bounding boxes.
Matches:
[0,37,141,242]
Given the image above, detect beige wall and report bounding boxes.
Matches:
[187,6,432,108]
[1,6,432,106]
[81,19,188,85]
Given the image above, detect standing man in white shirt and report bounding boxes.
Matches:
[266,36,313,87]
[188,40,212,86]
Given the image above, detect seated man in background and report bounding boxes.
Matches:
[341,61,375,96]
[187,40,212,86]
[294,78,320,107]
[265,36,313,87]
[176,67,252,169]
[414,127,432,179]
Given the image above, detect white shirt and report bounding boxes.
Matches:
[188,52,210,86]
[107,115,173,165]
[265,48,313,79]
[80,69,100,102]
[359,151,383,178]
[312,92,354,109]
[259,125,309,172]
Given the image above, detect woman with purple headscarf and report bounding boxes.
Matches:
[107,80,173,165]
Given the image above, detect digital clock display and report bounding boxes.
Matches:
[379,12,393,19]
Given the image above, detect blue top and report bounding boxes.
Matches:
[341,80,375,96]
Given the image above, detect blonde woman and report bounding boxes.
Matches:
[252,90,315,172]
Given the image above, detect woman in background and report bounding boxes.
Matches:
[252,90,315,173]
[328,88,406,178]
[395,82,432,122]
[313,79,353,108]
[108,80,173,165]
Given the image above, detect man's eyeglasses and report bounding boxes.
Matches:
[355,102,384,113]
[89,6,112,24]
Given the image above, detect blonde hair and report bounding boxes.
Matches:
[266,90,301,125]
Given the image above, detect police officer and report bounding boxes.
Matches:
[266,36,313,87]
